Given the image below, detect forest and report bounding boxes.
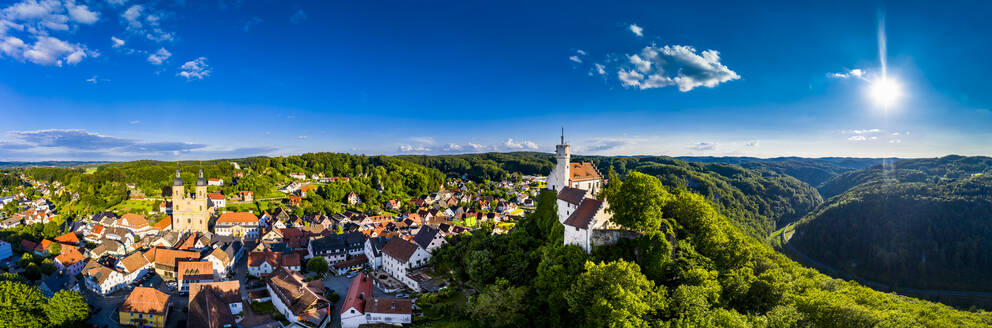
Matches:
[789,156,992,293]
[417,171,992,327]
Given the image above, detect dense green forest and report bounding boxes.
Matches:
[404,153,823,239]
[789,156,992,292]
[418,171,991,327]
[0,273,90,327]
[676,157,888,187]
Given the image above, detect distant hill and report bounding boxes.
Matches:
[676,156,895,187]
[789,155,992,292]
[0,161,110,169]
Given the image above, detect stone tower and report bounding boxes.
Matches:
[170,165,210,233]
[547,127,571,191]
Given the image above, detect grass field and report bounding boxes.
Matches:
[110,199,157,214]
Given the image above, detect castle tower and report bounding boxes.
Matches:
[547,127,571,191]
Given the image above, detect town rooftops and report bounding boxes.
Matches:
[119,213,149,230]
[268,267,328,322]
[365,297,413,315]
[151,215,172,231]
[207,193,225,200]
[120,251,150,273]
[412,226,440,250]
[187,283,236,328]
[570,162,602,182]
[563,198,605,229]
[54,231,80,244]
[556,186,587,205]
[178,261,214,280]
[381,238,419,263]
[121,287,170,315]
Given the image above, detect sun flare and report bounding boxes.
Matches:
[870,77,902,107]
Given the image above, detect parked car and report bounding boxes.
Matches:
[395,293,409,298]
[346,272,358,279]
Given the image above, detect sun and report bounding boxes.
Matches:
[869,77,902,107]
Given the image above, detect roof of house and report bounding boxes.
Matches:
[178,261,214,280]
[146,248,200,269]
[381,238,420,263]
[412,226,440,250]
[187,282,237,328]
[207,193,225,201]
[120,251,150,273]
[120,213,149,230]
[55,245,85,267]
[365,297,413,315]
[54,232,80,244]
[332,254,368,269]
[121,287,170,315]
[216,212,259,224]
[366,236,389,257]
[83,262,120,285]
[562,198,605,229]
[570,162,602,182]
[339,273,373,315]
[556,187,587,205]
[267,267,328,318]
[189,280,241,304]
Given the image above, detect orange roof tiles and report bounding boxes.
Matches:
[152,216,172,231]
[178,261,214,280]
[207,193,225,200]
[216,212,259,223]
[570,162,602,182]
[121,287,170,315]
[120,213,150,230]
[54,232,80,244]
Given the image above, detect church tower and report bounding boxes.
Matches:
[195,168,207,200]
[170,165,210,233]
[547,127,571,191]
[172,167,184,199]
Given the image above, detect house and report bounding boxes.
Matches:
[0,240,11,261]
[118,251,152,284]
[159,201,171,214]
[562,197,612,253]
[207,178,224,186]
[412,226,446,253]
[188,281,243,328]
[556,187,587,224]
[266,267,330,326]
[177,261,214,293]
[309,232,366,263]
[214,212,260,239]
[90,238,126,258]
[203,242,242,278]
[239,190,254,202]
[0,217,20,229]
[288,195,302,206]
[41,271,80,297]
[54,231,81,246]
[332,254,368,275]
[104,227,137,248]
[289,172,307,180]
[247,251,300,277]
[54,245,86,275]
[207,193,226,208]
[363,236,389,269]
[82,261,126,296]
[347,192,361,205]
[144,248,200,281]
[385,199,401,210]
[340,273,412,328]
[119,287,170,328]
[381,238,431,291]
[300,185,317,197]
[117,213,151,235]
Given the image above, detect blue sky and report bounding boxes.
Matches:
[1,0,991,161]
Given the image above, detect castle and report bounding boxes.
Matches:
[547,131,616,253]
[170,167,211,233]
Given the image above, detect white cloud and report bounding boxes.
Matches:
[85,75,108,84]
[296,135,307,140]
[106,0,127,6]
[848,135,867,141]
[290,9,307,24]
[629,24,643,37]
[147,47,170,65]
[65,1,99,24]
[129,120,140,124]
[111,36,125,48]
[851,128,881,134]
[503,138,538,150]
[410,136,436,145]
[569,55,581,63]
[120,4,173,42]
[398,144,430,153]
[467,142,487,151]
[178,57,210,80]
[691,142,716,151]
[594,63,606,75]
[1,35,90,66]
[831,68,866,79]
[443,143,463,151]
[615,45,739,92]
[577,49,586,56]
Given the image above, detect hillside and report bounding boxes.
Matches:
[403,153,823,239]
[677,156,890,187]
[418,172,992,327]
[789,156,992,293]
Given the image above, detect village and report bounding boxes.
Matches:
[0,162,544,328]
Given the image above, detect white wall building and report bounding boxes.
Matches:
[381,238,431,291]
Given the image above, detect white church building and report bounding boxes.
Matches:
[547,131,617,253]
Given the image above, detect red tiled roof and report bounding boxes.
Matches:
[216,212,258,223]
[562,198,604,229]
[570,162,602,182]
[381,238,419,263]
[207,193,225,200]
[54,232,80,244]
[340,273,373,315]
[152,216,172,231]
[121,287,170,315]
[178,261,214,281]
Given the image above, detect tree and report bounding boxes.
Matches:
[0,280,48,327]
[609,172,671,231]
[45,290,89,327]
[565,260,666,327]
[601,166,622,201]
[466,249,495,284]
[47,242,61,256]
[306,257,329,277]
[466,278,527,327]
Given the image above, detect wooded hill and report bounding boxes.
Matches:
[789,156,992,293]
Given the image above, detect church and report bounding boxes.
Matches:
[547,131,617,253]
[170,167,211,233]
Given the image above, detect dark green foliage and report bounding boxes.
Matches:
[608,172,672,231]
[791,157,992,292]
[306,257,329,276]
[0,280,89,328]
